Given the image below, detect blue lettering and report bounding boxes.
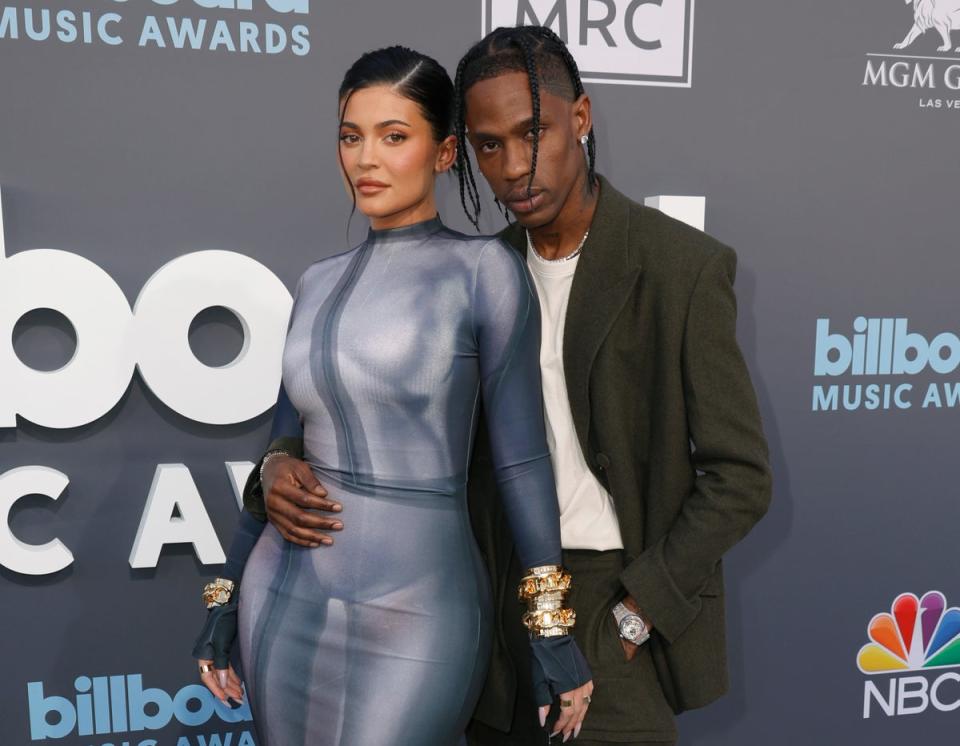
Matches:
[139,16,167,48]
[0,7,18,38]
[167,17,207,49]
[209,20,237,51]
[812,385,838,411]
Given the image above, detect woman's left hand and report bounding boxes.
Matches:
[541,679,594,742]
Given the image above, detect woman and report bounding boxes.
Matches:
[192,46,592,745]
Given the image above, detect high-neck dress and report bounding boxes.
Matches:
[236,217,566,745]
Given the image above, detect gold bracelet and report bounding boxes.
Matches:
[518,564,577,637]
[527,591,566,611]
[202,577,235,609]
[522,607,577,637]
[518,569,572,601]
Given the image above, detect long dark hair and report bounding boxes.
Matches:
[453,26,597,230]
[338,46,454,224]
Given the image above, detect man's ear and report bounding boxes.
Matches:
[435,135,458,173]
[572,93,592,141]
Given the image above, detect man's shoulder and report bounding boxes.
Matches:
[627,198,734,274]
[590,176,731,276]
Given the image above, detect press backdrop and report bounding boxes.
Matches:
[2,1,959,744]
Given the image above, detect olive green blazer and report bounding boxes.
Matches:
[468,176,772,726]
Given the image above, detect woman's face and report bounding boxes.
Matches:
[338,85,455,231]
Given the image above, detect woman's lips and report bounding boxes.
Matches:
[356,180,388,195]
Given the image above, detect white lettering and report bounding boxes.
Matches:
[0,467,74,575]
[128,465,225,568]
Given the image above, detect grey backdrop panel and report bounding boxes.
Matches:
[2,1,957,743]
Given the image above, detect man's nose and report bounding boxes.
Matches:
[502,140,530,181]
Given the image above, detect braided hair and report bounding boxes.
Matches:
[453,25,597,230]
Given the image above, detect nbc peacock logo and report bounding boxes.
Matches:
[858,591,960,674]
[858,591,960,719]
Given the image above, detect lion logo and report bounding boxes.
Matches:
[895,0,960,52]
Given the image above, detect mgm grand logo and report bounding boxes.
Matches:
[862,0,960,106]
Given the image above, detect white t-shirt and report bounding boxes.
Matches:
[526,244,624,551]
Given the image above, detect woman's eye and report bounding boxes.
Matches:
[339,133,359,144]
[384,132,407,144]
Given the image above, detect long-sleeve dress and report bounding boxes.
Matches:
[234,216,579,745]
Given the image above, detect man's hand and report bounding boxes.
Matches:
[263,456,342,548]
[618,595,652,662]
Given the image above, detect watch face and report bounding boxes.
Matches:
[619,615,646,642]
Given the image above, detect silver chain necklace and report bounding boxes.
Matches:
[526,229,590,263]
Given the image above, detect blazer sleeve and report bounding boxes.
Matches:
[619,248,772,643]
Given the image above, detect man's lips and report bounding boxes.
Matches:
[504,190,545,214]
[356,179,388,195]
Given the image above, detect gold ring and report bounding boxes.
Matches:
[199,664,214,674]
[559,698,574,708]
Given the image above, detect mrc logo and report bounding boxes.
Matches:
[858,591,960,718]
[482,0,695,87]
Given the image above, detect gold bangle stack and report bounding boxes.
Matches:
[518,565,577,638]
[202,577,235,609]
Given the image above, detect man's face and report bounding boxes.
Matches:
[465,71,588,230]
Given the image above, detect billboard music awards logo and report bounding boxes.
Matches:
[27,672,255,744]
[811,317,960,411]
[858,592,960,718]
[483,0,695,87]
[0,0,310,56]
[861,0,960,110]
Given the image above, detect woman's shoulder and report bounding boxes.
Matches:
[297,242,364,285]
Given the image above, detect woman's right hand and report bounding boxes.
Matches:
[543,680,594,742]
[529,634,593,741]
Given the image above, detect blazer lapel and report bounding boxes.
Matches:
[564,178,641,453]
[500,177,641,454]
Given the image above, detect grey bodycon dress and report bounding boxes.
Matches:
[236,216,572,746]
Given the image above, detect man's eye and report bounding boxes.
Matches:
[479,142,499,153]
[524,127,545,140]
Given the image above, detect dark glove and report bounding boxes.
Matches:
[529,635,592,706]
[191,600,238,670]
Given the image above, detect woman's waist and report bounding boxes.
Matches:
[303,458,468,500]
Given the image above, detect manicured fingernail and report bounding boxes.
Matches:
[322,538,333,545]
[332,523,343,529]
[539,708,547,727]
[574,724,582,739]
[332,504,342,511]
[310,543,320,548]
[218,672,227,688]
[563,733,571,743]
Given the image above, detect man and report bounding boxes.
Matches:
[243,26,771,746]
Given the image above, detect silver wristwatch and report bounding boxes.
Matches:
[612,602,650,645]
